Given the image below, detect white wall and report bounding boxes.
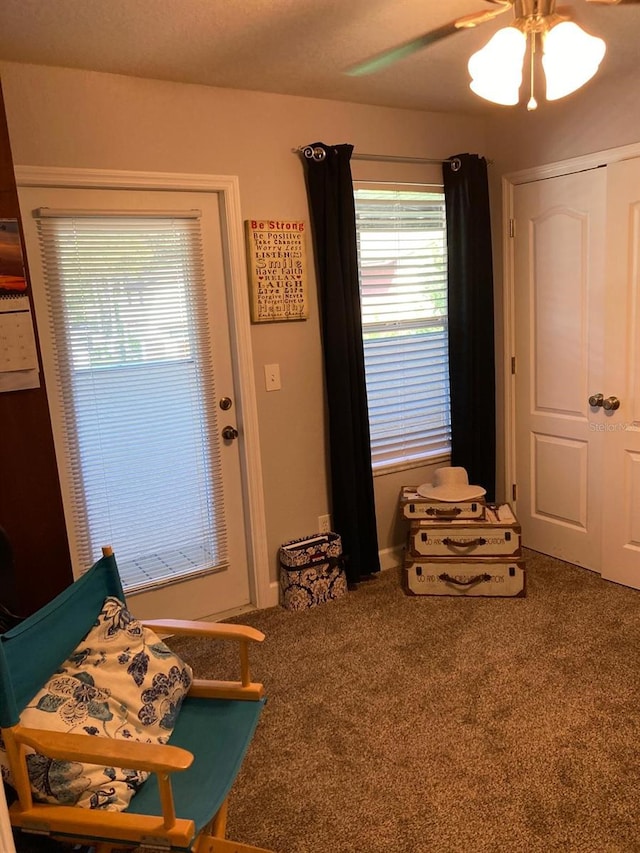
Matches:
[487,74,640,176]
[0,62,489,582]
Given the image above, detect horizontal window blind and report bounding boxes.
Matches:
[354,188,451,467]
[36,214,227,592]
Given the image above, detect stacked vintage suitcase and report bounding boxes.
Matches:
[400,467,526,597]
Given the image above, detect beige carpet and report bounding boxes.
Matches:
[168,549,640,853]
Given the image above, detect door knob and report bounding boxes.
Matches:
[588,393,604,407]
[222,425,239,441]
[603,396,620,411]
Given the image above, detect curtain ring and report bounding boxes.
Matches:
[302,145,327,162]
[450,157,462,172]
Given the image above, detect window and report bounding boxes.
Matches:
[36,211,226,592]
[354,186,451,470]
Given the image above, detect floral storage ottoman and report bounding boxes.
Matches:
[279,532,347,610]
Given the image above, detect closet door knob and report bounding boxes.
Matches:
[588,393,604,407]
[603,396,620,411]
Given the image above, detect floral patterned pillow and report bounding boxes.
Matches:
[0,596,193,811]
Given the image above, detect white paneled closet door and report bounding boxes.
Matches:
[601,157,640,588]
[514,156,640,590]
[513,168,607,573]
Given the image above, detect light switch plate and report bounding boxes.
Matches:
[264,363,281,391]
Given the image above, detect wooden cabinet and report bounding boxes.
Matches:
[0,81,72,615]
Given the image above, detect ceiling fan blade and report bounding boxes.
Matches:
[345,22,459,76]
[345,4,514,77]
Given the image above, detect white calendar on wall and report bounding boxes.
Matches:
[0,296,40,391]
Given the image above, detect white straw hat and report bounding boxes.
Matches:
[417,467,486,502]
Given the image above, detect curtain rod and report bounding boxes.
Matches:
[295,146,462,171]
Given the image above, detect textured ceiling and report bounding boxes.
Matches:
[0,0,639,115]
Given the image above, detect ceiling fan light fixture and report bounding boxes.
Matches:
[542,21,607,100]
[468,26,527,105]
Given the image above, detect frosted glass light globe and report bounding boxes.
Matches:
[543,21,606,100]
[468,27,527,106]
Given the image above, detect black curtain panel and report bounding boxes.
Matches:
[301,143,381,584]
[443,153,496,501]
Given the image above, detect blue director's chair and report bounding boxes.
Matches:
[0,547,273,853]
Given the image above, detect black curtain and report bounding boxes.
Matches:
[443,154,496,501]
[302,143,380,584]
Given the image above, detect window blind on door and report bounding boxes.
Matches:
[36,213,227,592]
[354,188,451,468]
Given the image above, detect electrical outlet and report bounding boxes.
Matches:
[318,514,331,533]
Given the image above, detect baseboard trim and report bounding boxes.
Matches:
[378,545,404,571]
[266,581,280,609]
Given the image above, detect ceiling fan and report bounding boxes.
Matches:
[346,0,640,109]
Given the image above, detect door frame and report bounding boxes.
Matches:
[15,164,274,610]
[502,140,640,513]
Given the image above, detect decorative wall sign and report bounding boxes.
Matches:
[245,219,308,323]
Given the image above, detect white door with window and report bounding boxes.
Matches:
[513,156,640,588]
[19,183,262,620]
